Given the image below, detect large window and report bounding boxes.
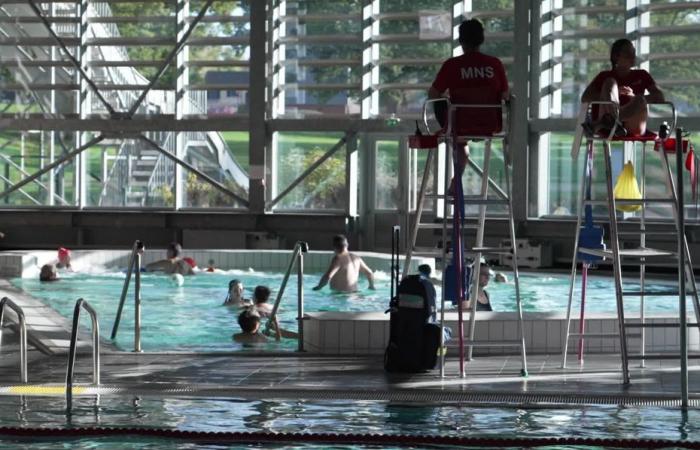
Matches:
[3,0,699,223]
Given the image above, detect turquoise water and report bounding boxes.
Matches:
[10,270,681,352]
[0,395,698,448]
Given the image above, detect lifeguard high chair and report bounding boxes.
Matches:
[406,92,528,378]
[561,101,700,384]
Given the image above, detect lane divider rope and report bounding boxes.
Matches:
[0,426,699,449]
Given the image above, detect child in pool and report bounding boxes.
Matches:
[232,308,270,344]
[223,279,249,307]
[253,285,273,317]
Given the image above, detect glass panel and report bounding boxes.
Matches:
[274,1,362,118]
[274,132,346,210]
[541,2,625,119]
[375,139,399,209]
[180,130,248,208]
[462,140,509,216]
[90,137,173,207]
[647,6,700,117]
[0,130,78,207]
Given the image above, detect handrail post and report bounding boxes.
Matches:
[134,252,142,353]
[297,242,308,352]
[677,126,688,408]
[0,297,28,383]
[266,242,301,332]
[111,240,143,340]
[66,298,101,411]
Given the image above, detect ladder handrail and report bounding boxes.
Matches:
[110,240,143,340]
[0,297,27,383]
[66,298,100,406]
[265,241,308,351]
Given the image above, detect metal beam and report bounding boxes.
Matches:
[247,0,266,213]
[138,134,249,207]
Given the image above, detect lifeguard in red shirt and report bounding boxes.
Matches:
[428,19,510,193]
[581,38,664,137]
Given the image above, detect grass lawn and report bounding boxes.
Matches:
[220,131,250,171]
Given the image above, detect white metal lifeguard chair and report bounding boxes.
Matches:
[406,92,528,378]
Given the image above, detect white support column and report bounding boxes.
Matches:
[346,131,359,217]
[271,0,286,118]
[47,2,57,206]
[361,0,379,119]
[77,0,90,208]
[174,0,190,209]
[537,132,551,216]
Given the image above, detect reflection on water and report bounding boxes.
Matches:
[0,395,698,449]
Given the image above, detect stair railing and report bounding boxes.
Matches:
[0,297,28,383]
[110,240,143,352]
[66,298,100,410]
[265,241,308,351]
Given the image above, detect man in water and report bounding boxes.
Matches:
[144,242,195,276]
[313,235,375,293]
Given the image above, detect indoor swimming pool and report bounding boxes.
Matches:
[0,395,698,449]
[10,269,683,352]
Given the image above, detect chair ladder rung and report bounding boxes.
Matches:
[469,246,512,254]
[621,290,689,296]
[452,340,522,348]
[567,333,620,339]
[624,322,700,328]
[584,199,675,206]
[628,353,700,360]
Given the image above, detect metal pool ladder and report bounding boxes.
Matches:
[111,239,144,352]
[66,298,100,408]
[0,297,28,383]
[266,241,309,351]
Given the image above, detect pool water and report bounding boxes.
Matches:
[0,395,698,449]
[10,269,681,352]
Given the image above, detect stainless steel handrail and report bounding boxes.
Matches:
[0,297,28,383]
[111,240,143,348]
[265,241,309,351]
[66,298,100,408]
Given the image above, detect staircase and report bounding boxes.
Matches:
[0,1,249,207]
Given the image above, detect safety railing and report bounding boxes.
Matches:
[265,241,308,351]
[66,298,100,408]
[0,297,27,383]
[110,240,144,352]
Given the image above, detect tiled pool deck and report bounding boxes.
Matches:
[1,324,699,405]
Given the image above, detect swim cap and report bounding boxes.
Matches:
[57,247,71,261]
[183,257,196,268]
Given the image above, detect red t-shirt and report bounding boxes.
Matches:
[589,69,655,101]
[431,52,509,135]
[589,69,656,118]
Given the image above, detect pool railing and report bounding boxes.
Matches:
[66,298,100,410]
[266,241,309,351]
[0,296,27,383]
[111,239,144,351]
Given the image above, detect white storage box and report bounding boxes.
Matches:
[499,239,553,269]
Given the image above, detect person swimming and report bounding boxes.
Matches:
[144,242,195,276]
[313,235,375,293]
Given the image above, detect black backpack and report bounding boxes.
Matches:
[384,227,441,373]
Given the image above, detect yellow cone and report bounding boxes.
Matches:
[614,161,642,212]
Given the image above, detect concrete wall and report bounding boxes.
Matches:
[2,211,700,270]
[303,311,700,356]
[0,249,431,278]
